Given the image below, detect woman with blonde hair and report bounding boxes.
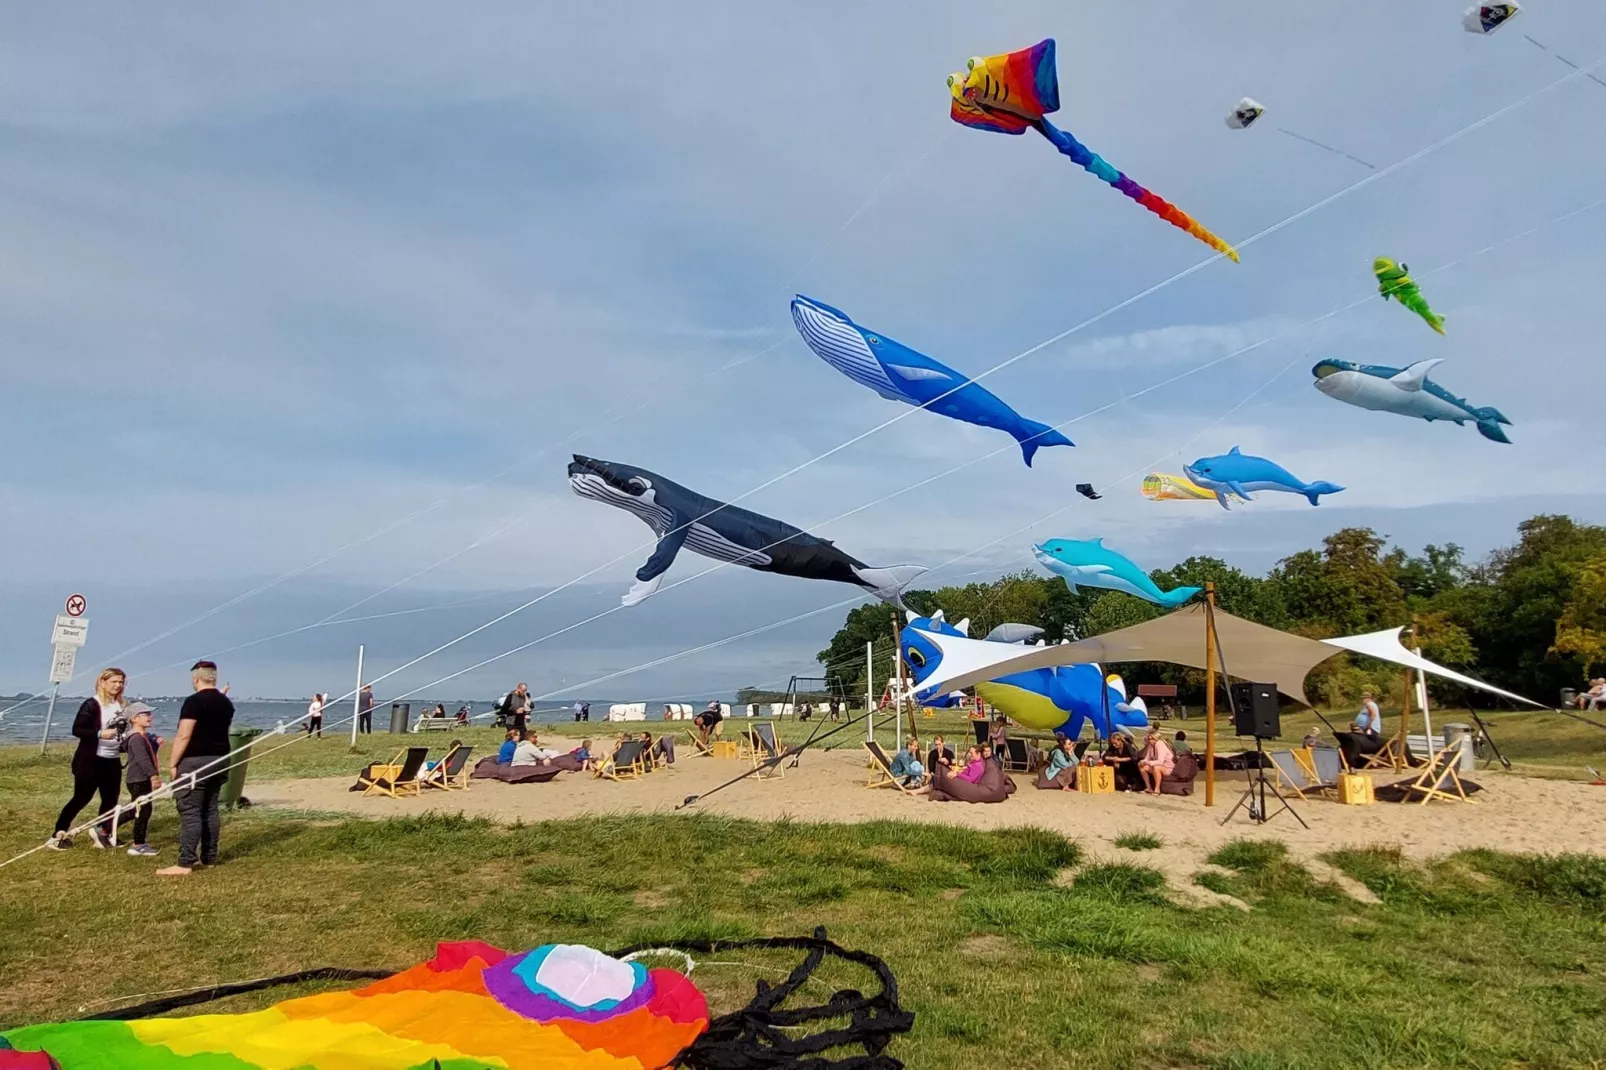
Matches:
[46,667,129,850]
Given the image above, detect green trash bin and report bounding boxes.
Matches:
[220,727,264,810]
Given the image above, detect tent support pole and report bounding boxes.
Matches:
[1204,582,1217,807]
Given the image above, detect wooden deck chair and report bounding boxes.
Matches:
[1308,747,1344,792]
[422,744,473,791]
[361,747,429,797]
[1002,737,1033,773]
[686,730,714,758]
[1404,747,1476,805]
[595,739,647,781]
[971,720,990,747]
[864,741,918,793]
[749,722,785,779]
[1268,750,1318,801]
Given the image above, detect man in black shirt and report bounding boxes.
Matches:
[500,683,532,735]
[357,685,375,733]
[157,659,235,877]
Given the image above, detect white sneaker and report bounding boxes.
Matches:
[45,833,72,850]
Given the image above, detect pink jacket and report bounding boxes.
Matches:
[1142,738,1176,769]
[956,758,987,784]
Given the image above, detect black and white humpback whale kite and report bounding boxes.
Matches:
[568,455,928,608]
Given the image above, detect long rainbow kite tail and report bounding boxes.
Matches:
[1035,119,1239,261]
[948,38,1239,263]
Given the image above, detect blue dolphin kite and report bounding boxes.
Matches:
[1184,447,1344,510]
[1312,358,1512,443]
[790,295,1074,467]
[1033,538,1202,608]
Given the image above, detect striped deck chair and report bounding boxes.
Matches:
[360,747,429,798]
[594,739,647,781]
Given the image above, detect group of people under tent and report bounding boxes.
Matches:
[881,723,1195,797]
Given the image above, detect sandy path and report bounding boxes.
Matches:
[255,750,1606,866]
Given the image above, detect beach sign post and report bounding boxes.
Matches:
[40,594,89,755]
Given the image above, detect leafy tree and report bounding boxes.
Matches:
[1387,543,1465,603]
[1553,551,1606,673]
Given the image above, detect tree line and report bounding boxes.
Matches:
[814,514,1606,708]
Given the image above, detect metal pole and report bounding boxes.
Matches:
[891,615,902,746]
[349,644,365,748]
[865,640,874,744]
[1415,646,1435,759]
[39,683,60,756]
[1204,582,1217,807]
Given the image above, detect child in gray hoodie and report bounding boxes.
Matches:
[121,703,162,857]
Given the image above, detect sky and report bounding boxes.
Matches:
[3,1,1606,709]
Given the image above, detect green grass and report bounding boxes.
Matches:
[1113,830,1163,851]
[4,732,1606,1068]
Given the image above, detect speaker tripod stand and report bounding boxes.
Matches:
[1220,737,1308,828]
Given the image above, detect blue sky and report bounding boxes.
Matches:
[3,1,1605,707]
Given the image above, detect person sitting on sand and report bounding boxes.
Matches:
[1302,725,1323,749]
[496,729,519,765]
[1137,726,1175,796]
[888,737,926,787]
[511,733,559,767]
[1034,735,1078,791]
[1102,732,1143,792]
[927,734,955,773]
[1172,730,1192,757]
[953,746,988,785]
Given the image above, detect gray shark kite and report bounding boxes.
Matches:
[568,455,928,607]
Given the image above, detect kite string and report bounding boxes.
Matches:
[0,127,950,729]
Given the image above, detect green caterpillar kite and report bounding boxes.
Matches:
[1373,257,1445,335]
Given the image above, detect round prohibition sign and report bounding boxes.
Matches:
[65,594,87,617]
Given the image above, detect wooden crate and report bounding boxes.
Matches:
[1078,765,1115,794]
[711,740,741,759]
[1337,773,1375,806]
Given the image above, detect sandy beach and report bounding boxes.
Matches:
[258,749,1606,894]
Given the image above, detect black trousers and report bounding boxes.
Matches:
[126,778,154,844]
[358,710,372,733]
[55,756,122,836]
[174,756,224,867]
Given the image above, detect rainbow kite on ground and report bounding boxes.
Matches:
[0,941,708,1069]
[949,39,1239,262]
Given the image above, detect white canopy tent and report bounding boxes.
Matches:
[1316,627,1545,708]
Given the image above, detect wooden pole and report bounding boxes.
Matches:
[1204,581,1217,807]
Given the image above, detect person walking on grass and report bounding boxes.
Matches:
[156,660,234,878]
[121,702,162,857]
[45,667,128,851]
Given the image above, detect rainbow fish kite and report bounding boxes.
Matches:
[1142,472,1246,503]
[0,941,708,1069]
[949,39,1239,262]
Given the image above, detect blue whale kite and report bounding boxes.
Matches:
[1033,538,1202,608]
[1313,358,1512,443]
[1184,447,1344,510]
[568,455,927,607]
[790,295,1073,467]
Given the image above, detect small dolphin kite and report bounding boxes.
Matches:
[1184,447,1344,509]
[568,455,927,607]
[1313,358,1512,443]
[948,39,1238,262]
[1033,538,1202,608]
[790,295,1073,467]
[1373,258,1445,335]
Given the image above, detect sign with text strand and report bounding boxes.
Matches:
[51,615,89,648]
[49,643,77,685]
